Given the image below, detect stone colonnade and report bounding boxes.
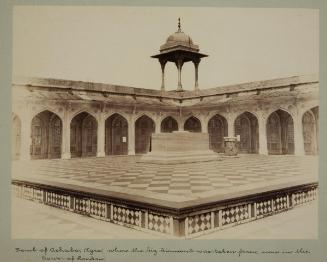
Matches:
[11,103,319,160]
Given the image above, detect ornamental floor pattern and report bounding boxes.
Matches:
[12,155,318,199]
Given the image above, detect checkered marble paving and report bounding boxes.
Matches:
[12,155,317,196]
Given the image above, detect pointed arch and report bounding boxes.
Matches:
[161,116,178,133]
[267,109,294,155]
[70,111,97,158]
[234,112,258,153]
[208,114,228,152]
[70,108,97,123]
[32,107,63,122]
[31,110,62,159]
[135,115,155,154]
[105,113,128,155]
[302,106,319,155]
[104,111,130,123]
[12,114,21,160]
[135,113,156,123]
[184,116,202,132]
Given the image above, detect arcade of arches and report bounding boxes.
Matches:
[12,106,319,160]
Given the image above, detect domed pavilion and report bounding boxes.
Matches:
[151,18,208,91]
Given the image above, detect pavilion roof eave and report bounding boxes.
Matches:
[151,50,208,59]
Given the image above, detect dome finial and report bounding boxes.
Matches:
[178,17,181,32]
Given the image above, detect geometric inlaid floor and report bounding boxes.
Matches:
[12,154,318,196]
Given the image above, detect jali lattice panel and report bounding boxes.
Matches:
[221,204,250,226]
[90,200,107,220]
[45,191,70,210]
[273,195,288,212]
[33,188,44,203]
[112,205,142,227]
[292,188,317,206]
[74,197,90,214]
[22,186,33,200]
[255,199,273,218]
[12,184,22,198]
[148,213,171,234]
[187,212,212,235]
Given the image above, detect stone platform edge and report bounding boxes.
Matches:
[12,180,318,238]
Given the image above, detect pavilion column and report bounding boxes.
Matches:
[20,114,32,161]
[97,114,105,157]
[294,112,305,156]
[258,114,268,155]
[176,58,184,91]
[61,110,71,159]
[160,60,167,91]
[193,59,200,91]
[128,118,135,155]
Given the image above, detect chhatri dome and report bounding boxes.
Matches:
[152,18,208,92]
[160,19,199,52]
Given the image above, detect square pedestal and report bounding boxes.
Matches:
[224,137,238,156]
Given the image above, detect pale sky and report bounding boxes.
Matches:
[13,6,319,91]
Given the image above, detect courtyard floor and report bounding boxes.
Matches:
[12,155,318,207]
[11,154,318,239]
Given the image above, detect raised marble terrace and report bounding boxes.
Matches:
[12,154,318,238]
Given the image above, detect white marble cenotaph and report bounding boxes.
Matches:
[138,131,219,164]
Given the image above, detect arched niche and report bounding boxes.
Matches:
[12,114,21,160]
[184,116,201,132]
[234,112,259,153]
[70,112,97,158]
[161,116,178,133]
[208,114,228,153]
[267,109,294,155]
[105,113,128,155]
[31,110,62,159]
[303,106,319,155]
[135,115,155,154]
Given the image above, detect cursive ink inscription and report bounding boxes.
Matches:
[13,246,312,261]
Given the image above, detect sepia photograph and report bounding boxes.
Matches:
[10,6,319,240]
